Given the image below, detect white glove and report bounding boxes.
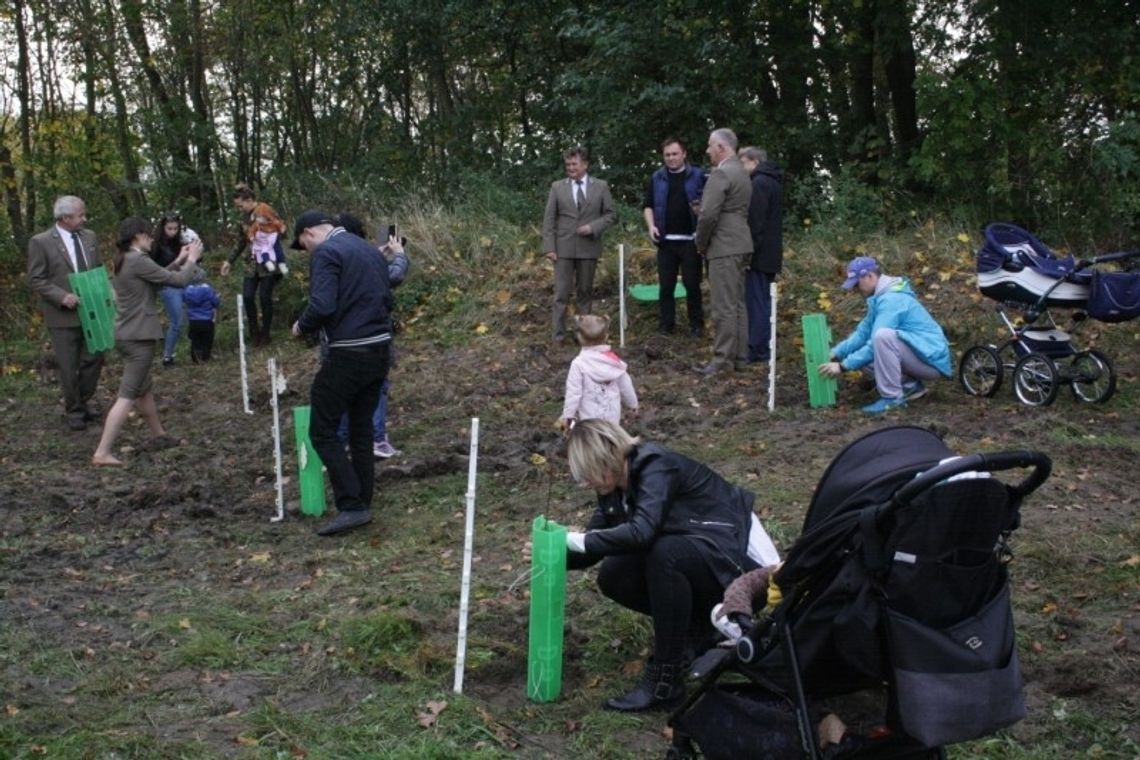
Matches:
[566,531,587,553]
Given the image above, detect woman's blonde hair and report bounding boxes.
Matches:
[567,418,639,486]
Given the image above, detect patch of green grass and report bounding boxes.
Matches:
[953,700,1140,758]
[338,611,424,675]
[239,686,513,758]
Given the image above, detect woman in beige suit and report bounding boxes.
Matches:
[92,217,203,466]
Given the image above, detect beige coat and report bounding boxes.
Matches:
[113,251,200,341]
[27,226,102,328]
[541,176,616,259]
[695,156,753,259]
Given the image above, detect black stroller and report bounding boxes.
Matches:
[959,223,1140,406]
[667,426,1051,760]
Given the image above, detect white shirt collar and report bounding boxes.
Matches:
[570,174,589,185]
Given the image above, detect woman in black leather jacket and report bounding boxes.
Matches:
[565,419,776,712]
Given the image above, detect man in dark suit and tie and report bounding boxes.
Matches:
[542,146,616,343]
[695,128,753,376]
[27,195,106,430]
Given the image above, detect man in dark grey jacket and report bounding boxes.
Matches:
[740,147,784,363]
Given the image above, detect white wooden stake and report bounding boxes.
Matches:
[619,244,626,348]
[237,294,253,415]
[269,358,286,523]
[768,281,778,412]
[453,417,480,694]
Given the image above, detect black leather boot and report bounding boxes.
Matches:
[604,660,685,712]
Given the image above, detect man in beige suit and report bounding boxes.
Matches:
[694,128,753,375]
[542,146,616,343]
[27,196,106,430]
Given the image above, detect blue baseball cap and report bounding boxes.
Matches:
[842,256,879,289]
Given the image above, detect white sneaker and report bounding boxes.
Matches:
[373,438,397,459]
[278,263,289,274]
[264,261,277,272]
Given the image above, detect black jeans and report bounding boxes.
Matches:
[187,320,215,361]
[656,240,704,332]
[596,535,724,665]
[309,344,391,512]
[241,271,281,338]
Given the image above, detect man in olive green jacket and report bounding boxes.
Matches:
[694,128,752,375]
[26,195,106,430]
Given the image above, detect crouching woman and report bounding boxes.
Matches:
[565,419,778,712]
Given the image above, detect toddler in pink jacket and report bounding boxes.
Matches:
[561,315,638,429]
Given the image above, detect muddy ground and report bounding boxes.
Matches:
[1,267,1138,758]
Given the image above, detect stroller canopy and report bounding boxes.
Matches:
[976,223,1089,308]
[803,425,952,531]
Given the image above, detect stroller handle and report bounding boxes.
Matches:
[883,450,1052,516]
[1085,249,1140,268]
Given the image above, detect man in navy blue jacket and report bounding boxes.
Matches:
[642,137,706,336]
[291,211,393,536]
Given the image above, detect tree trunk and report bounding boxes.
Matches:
[877,0,921,159]
[13,0,34,241]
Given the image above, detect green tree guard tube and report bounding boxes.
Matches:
[67,266,115,353]
[292,406,326,516]
[527,515,567,702]
[802,313,838,408]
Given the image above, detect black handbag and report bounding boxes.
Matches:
[886,583,1026,747]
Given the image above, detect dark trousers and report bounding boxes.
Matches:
[552,257,598,340]
[745,270,774,361]
[48,326,104,422]
[241,271,281,339]
[656,240,704,332]
[188,320,216,362]
[309,344,391,512]
[596,535,724,664]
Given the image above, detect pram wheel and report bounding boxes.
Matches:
[1069,349,1116,403]
[1013,353,1059,406]
[958,345,1003,397]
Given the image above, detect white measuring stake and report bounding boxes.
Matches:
[268,358,286,523]
[619,244,626,348]
[768,282,778,411]
[453,417,480,694]
[237,294,253,415]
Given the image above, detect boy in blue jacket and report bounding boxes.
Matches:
[818,256,952,413]
[183,271,222,362]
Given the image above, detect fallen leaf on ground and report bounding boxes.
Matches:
[416,699,448,729]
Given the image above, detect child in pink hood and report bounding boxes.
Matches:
[561,314,638,429]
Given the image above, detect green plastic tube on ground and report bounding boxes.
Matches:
[802,313,838,408]
[293,406,326,516]
[527,515,567,702]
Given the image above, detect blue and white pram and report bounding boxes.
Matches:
[960,223,1140,406]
